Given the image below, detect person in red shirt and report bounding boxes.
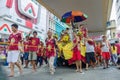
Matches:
[7,24,22,77]
[36,41,44,67]
[45,30,56,75]
[28,31,40,72]
[23,36,29,68]
[95,42,102,66]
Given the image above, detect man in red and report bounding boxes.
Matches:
[28,31,40,72]
[7,24,22,77]
[46,30,56,75]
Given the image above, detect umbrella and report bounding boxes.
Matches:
[61,11,88,23]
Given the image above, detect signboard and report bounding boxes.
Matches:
[18,0,39,19]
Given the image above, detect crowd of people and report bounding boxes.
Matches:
[0,23,120,77]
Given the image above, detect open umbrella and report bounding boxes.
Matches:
[61,11,88,23]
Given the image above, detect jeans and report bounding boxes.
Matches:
[36,56,43,66]
[111,54,118,64]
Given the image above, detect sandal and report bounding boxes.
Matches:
[8,75,14,77]
[76,70,79,72]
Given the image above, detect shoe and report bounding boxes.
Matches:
[8,75,14,77]
[24,66,28,68]
[85,68,88,71]
[80,72,85,74]
[76,69,79,72]
[103,67,106,69]
[51,71,54,75]
[106,66,109,68]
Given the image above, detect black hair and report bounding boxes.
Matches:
[111,44,115,50]
[66,28,69,30]
[33,31,37,34]
[26,36,29,38]
[11,24,18,29]
[115,41,119,43]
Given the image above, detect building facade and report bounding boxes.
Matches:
[46,11,69,38]
[116,0,120,28]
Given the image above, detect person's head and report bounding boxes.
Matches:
[96,42,101,47]
[111,43,115,46]
[66,28,69,32]
[115,40,119,43]
[26,36,29,40]
[40,41,44,46]
[102,35,107,41]
[79,24,84,28]
[47,30,52,38]
[33,31,37,37]
[11,24,18,33]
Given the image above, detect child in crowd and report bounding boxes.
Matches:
[36,42,44,67]
[95,42,102,66]
[111,43,118,66]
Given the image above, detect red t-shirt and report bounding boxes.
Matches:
[24,41,29,52]
[8,33,22,50]
[95,46,102,55]
[28,37,40,51]
[37,47,44,57]
[46,38,55,58]
[115,43,120,54]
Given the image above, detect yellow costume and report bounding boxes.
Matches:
[62,42,73,60]
[80,42,86,57]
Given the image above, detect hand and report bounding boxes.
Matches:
[29,31,32,35]
[54,53,56,56]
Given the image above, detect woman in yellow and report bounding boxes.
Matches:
[61,28,70,43]
[111,43,118,65]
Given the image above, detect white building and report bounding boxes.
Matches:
[116,0,120,28]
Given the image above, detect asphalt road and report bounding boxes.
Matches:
[1,65,120,80]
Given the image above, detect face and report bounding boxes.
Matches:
[47,31,52,37]
[26,36,29,40]
[12,26,17,32]
[33,33,37,37]
[102,36,107,41]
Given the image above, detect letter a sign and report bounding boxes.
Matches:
[18,0,39,19]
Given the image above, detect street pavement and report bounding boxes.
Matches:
[1,65,120,80]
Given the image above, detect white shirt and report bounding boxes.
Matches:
[86,42,95,53]
[101,42,109,52]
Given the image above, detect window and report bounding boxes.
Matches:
[118,15,120,20]
[117,6,120,13]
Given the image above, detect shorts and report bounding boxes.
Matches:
[86,52,96,64]
[7,50,20,63]
[29,51,37,60]
[102,52,110,60]
[23,52,29,60]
